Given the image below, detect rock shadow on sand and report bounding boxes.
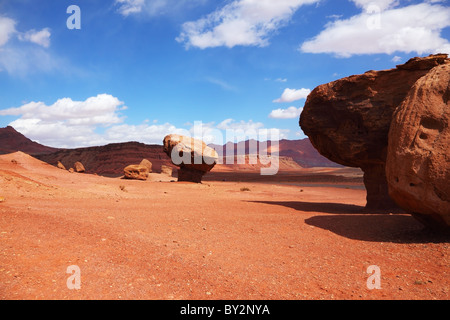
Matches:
[305,215,450,244]
[249,200,365,214]
[250,201,450,244]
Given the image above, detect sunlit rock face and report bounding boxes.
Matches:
[386,62,450,231]
[300,54,449,211]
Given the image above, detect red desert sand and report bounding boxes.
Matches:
[0,151,448,300]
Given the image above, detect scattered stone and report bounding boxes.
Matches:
[124,164,149,181]
[161,165,173,176]
[386,61,450,230]
[74,162,85,173]
[0,197,5,203]
[57,161,66,170]
[139,159,153,173]
[163,134,219,183]
[68,168,74,173]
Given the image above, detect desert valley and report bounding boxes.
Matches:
[0,114,448,300]
[0,50,449,303]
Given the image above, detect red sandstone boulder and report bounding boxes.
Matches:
[124,164,149,181]
[139,159,153,173]
[161,165,173,176]
[300,54,449,211]
[57,161,66,170]
[386,62,450,230]
[74,161,85,173]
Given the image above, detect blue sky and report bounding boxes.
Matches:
[0,0,449,148]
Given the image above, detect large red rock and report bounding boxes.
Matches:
[139,159,153,173]
[74,161,85,173]
[163,134,219,183]
[124,164,149,181]
[300,54,449,210]
[386,62,450,230]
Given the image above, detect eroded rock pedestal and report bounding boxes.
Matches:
[300,54,449,211]
[163,134,218,183]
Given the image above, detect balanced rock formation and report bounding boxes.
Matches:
[163,134,219,183]
[386,62,450,230]
[124,164,149,181]
[74,161,85,173]
[300,54,449,210]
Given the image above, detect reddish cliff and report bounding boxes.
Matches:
[0,126,59,155]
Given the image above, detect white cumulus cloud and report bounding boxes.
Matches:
[18,28,51,48]
[273,88,311,103]
[1,94,292,148]
[177,0,320,49]
[0,94,128,148]
[269,106,303,119]
[300,2,450,57]
[0,16,16,47]
[0,15,57,75]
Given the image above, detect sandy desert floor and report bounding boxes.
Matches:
[0,152,448,300]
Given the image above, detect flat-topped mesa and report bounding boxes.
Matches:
[300,54,450,211]
[163,134,219,183]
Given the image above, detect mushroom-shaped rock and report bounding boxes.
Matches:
[124,164,149,181]
[74,161,85,173]
[300,54,449,210]
[163,134,219,183]
[386,62,450,231]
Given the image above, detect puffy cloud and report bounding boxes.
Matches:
[177,0,320,49]
[1,94,291,148]
[115,0,147,16]
[102,122,188,145]
[351,0,399,11]
[273,88,311,103]
[0,94,125,124]
[0,15,56,75]
[0,94,128,148]
[0,16,16,47]
[300,2,450,57]
[18,28,51,48]
[269,106,303,119]
[391,55,402,63]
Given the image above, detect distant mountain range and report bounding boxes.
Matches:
[0,126,58,155]
[0,126,340,176]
